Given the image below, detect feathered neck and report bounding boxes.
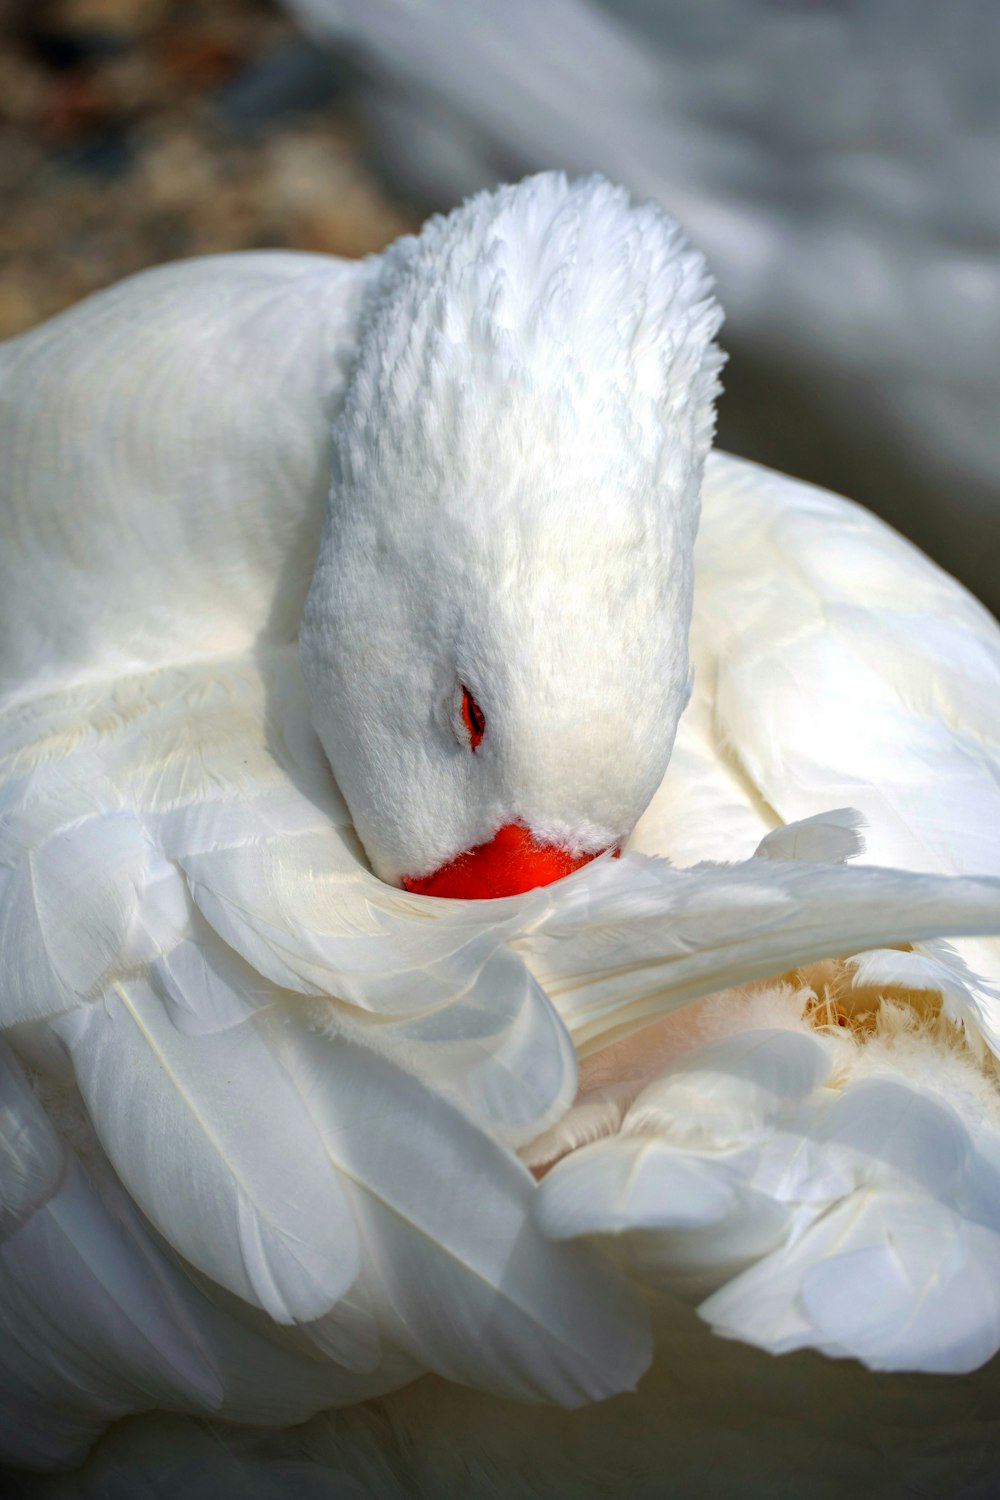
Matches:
[334,172,724,518]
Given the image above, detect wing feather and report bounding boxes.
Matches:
[0,1055,223,1466]
[54,981,360,1325]
[0,1040,64,1237]
[524,853,1000,1051]
[267,1016,651,1406]
[691,452,1000,1043]
[537,1015,1000,1376]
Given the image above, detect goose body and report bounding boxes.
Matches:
[3,175,1000,1497]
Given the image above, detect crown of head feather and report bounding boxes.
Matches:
[336,172,725,497]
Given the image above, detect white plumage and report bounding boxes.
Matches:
[2,174,1000,1497]
[281,0,1000,607]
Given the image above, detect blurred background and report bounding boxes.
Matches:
[1,0,998,609]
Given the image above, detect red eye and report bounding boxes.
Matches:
[460,685,486,751]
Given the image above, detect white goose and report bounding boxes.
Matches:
[3,173,1000,1499]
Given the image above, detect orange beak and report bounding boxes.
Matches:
[401,821,616,899]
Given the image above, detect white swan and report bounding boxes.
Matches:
[2,173,1000,1498]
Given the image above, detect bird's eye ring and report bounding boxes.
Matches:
[460,685,486,751]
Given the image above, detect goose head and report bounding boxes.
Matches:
[301,173,723,896]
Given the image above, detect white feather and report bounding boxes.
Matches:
[0,1041,64,1237]
[754,807,866,865]
[538,1006,1000,1377]
[0,811,151,1027]
[0,253,370,704]
[0,1062,224,1468]
[53,981,360,1325]
[689,453,1000,1047]
[266,1015,651,1406]
[523,852,1000,1052]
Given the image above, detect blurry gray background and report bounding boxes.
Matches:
[3,0,998,609]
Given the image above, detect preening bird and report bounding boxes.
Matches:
[3,173,1000,1499]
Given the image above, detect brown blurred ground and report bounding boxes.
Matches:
[0,0,418,340]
